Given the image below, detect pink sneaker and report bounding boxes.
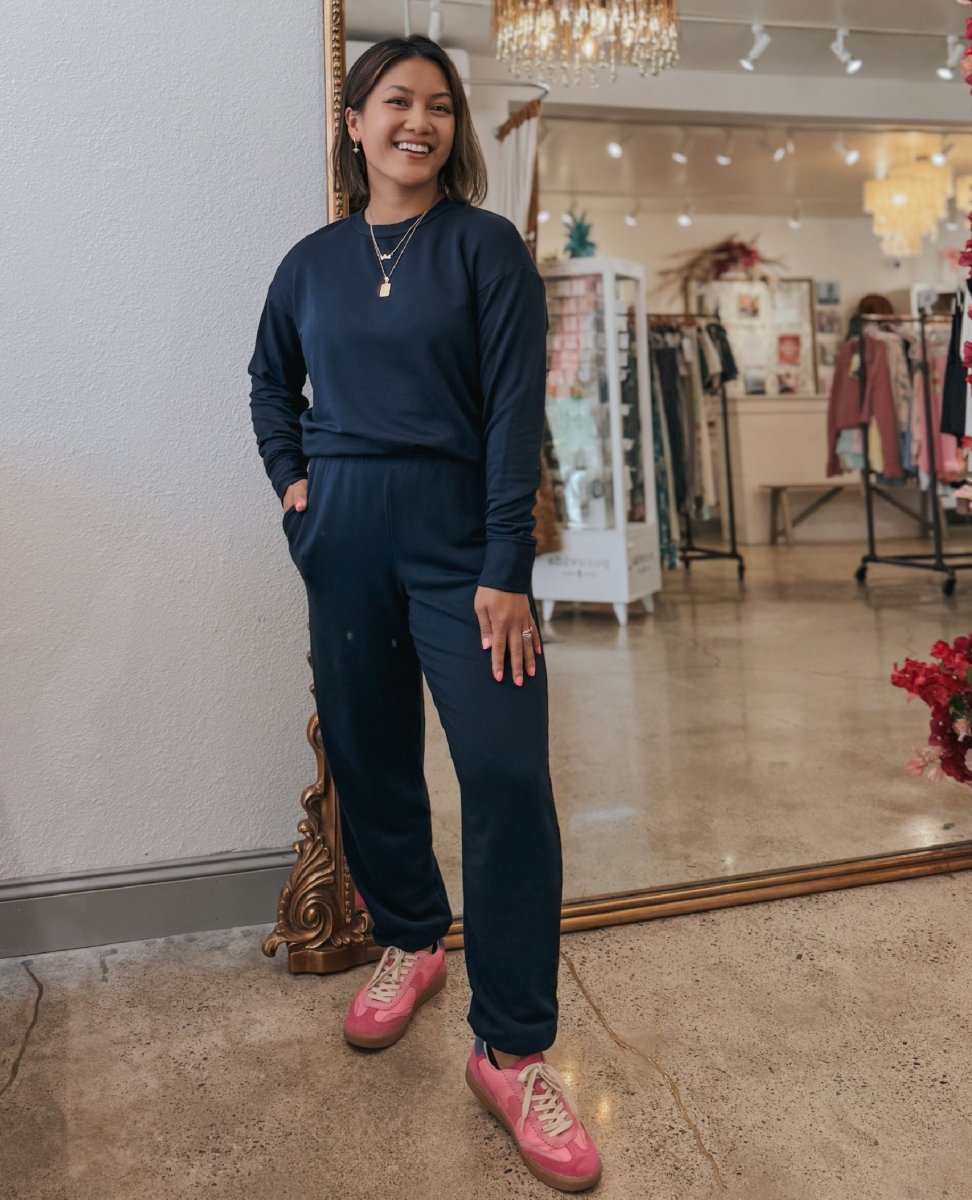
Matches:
[343,940,446,1049]
[465,1038,602,1192]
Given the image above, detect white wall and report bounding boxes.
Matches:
[1,1,330,879]
[0,9,537,882]
[537,207,963,321]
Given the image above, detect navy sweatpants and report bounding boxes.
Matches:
[282,454,563,1055]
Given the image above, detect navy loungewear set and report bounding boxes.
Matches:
[247,195,563,1055]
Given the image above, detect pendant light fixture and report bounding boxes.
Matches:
[492,0,680,84]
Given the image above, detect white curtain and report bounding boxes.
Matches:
[494,101,541,238]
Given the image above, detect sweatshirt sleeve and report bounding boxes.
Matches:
[247,282,310,501]
[475,263,549,593]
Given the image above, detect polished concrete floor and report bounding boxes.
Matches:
[3,870,971,1199]
[424,539,972,908]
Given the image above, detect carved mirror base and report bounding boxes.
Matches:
[261,709,384,974]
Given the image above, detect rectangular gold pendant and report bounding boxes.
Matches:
[379,281,391,298]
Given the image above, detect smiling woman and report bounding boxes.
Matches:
[249,28,604,1194]
[334,37,486,220]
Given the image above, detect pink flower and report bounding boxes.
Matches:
[955,717,971,740]
[927,762,945,784]
[905,754,927,776]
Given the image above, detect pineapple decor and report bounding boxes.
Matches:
[563,205,596,258]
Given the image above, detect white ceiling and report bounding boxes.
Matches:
[348,0,967,80]
[538,120,972,219]
[346,1,972,217]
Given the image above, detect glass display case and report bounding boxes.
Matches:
[533,257,661,625]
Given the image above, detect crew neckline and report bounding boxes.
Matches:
[351,194,455,237]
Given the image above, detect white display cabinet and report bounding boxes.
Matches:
[533,257,662,626]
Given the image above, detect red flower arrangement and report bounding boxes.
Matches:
[892,636,972,785]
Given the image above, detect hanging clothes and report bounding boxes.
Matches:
[826,335,904,479]
[941,284,971,441]
[649,367,679,570]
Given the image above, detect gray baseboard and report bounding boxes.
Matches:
[0,849,295,958]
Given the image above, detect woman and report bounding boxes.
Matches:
[248,35,601,1193]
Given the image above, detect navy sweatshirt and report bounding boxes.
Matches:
[247,194,549,594]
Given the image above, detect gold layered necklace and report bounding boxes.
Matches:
[365,198,437,299]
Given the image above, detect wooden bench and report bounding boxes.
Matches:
[761,480,861,545]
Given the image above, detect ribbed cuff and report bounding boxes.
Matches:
[477,537,537,594]
[271,457,309,502]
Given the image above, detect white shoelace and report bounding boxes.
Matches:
[517,1062,576,1137]
[366,946,419,1003]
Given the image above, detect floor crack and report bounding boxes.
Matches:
[0,961,43,1101]
[560,948,729,1193]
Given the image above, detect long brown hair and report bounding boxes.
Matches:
[333,36,488,213]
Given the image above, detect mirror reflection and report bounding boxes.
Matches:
[344,2,972,909]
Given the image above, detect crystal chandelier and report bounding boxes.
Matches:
[863,162,954,258]
[492,1,680,85]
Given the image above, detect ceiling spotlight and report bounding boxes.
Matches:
[676,203,693,228]
[740,23,771,72]
[537,209,551,224]
[761,129,787,162]
[607,140,624,159]
[787,203,803,231]
[624,204,640,228]
[830,28,863,75]
[930,139,953,168]
[833,134,860,167]
[937,35,964,81]
[715,131,734,168]
[428,0,443,41]
[672,130,693,165]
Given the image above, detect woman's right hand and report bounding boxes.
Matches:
[282,479,308,515]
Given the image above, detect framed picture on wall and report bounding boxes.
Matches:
[689,277,820,396]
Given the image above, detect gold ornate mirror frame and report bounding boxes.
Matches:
[262,0,972,976]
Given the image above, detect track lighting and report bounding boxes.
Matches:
[607,141,624,159]
[740,23,771,72]
[624,204,640,228]
[428,0,442,41]
[765,130,788,162]
[537,209,551,224]
[937,35,964,81]
[830,28,862,75]
[676,202,693,228]
[833,134,860,167]
[930,139,953,168]
[715,132,734,168]
[671,130,693,165]
[787,203,803,231]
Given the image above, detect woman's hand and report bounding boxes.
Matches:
[282,479,308,515]
[474,586,543,686]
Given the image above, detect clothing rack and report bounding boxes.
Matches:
[854,311,972,596]
[648,313,745,581]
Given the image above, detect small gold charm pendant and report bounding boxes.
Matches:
[379,281,391,298]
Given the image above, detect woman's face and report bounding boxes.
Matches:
[347,57,456,197]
